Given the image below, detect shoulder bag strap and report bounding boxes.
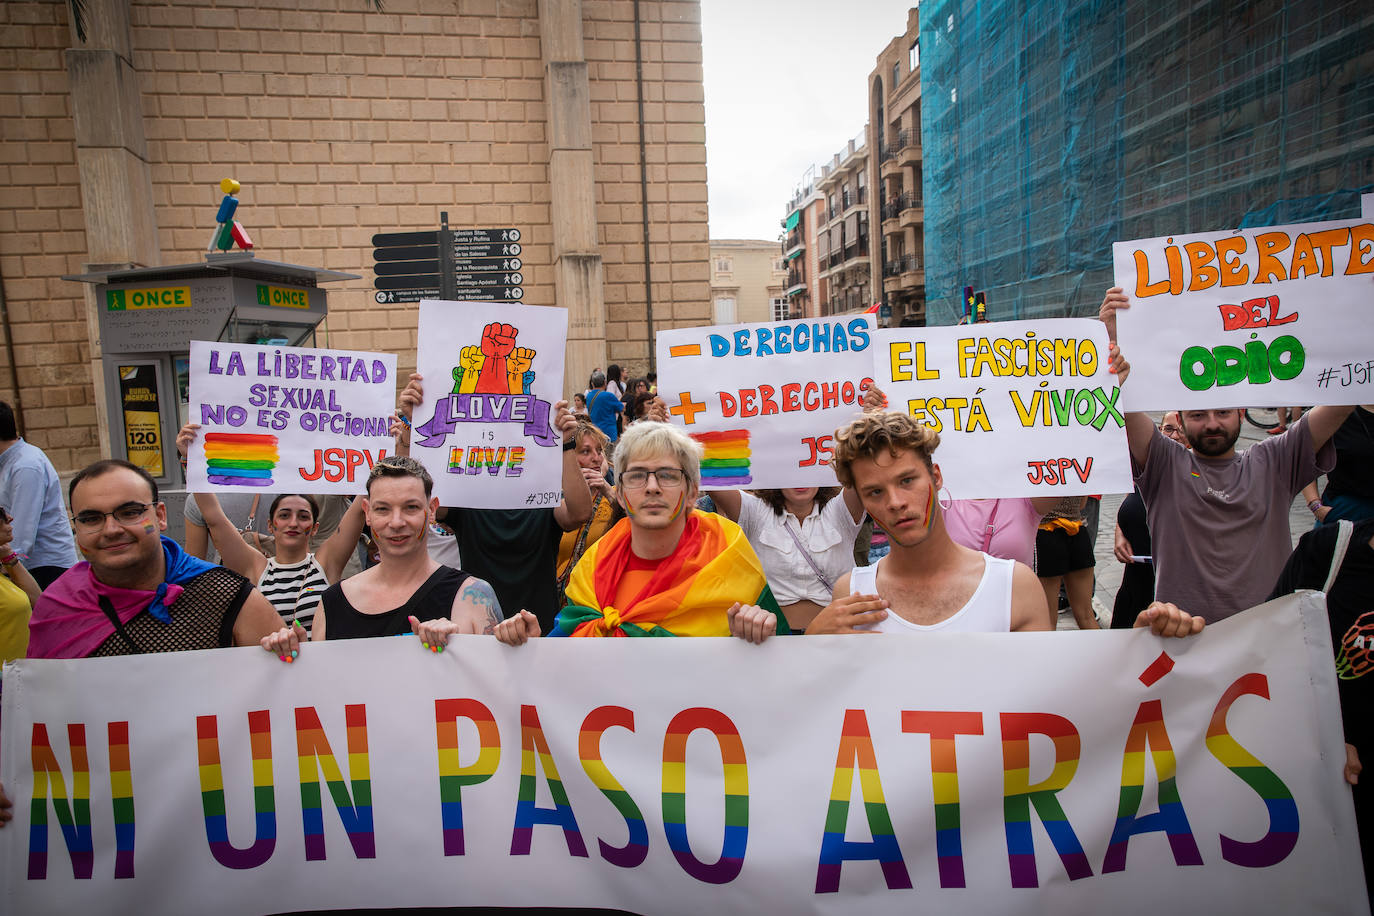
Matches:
[97,595,146,654]
[1323,519,1355,594]
[782,515,833,593]
[980,501,1002,553]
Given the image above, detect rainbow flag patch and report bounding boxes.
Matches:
[693,429,752,486]
[205,432,279,487]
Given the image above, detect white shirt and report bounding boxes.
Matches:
[851,554,1014,633]
[737,493,862,605]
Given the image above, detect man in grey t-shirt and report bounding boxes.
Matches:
[1101,287,1352,621]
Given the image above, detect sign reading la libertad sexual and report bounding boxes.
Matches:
[874,319,1132,498]
[412,300,567,509]
[186,341,397,494]
[1113,216,1374,409]
[656,316,875,489]
[0,595,1364,914]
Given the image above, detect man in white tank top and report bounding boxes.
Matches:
[807,411,1205,638]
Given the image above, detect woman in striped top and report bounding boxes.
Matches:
[178,421,365,635]
[190,491,364,635]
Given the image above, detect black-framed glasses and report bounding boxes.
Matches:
[620,467,685,489]
[72,502,155,531]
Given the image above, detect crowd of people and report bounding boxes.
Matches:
[0,291,1369,900]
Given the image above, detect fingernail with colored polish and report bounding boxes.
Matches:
[279,654,286,661]
[291,650,298,659]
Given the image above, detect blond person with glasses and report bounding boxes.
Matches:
[550,422,788,641]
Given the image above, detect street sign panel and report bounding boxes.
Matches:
[374,288,523,304]
[372,230,439,248]
[450,228,521,243]
[373,245,439,262]
[453,242,521,257]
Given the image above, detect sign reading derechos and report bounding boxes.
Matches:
[656,316,875,489]
[187,341,396,494]
[0,595,1366,914]
[874,319,1131,498]
[412,300,566,509]
[1113,217,1374,409]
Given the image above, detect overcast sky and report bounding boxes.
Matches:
[700,1,913,241]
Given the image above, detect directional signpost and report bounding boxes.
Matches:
[372,212,524,304]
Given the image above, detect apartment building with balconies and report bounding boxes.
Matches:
[867,7,925,325]
[779,166,827,320]
[815,130,873,316]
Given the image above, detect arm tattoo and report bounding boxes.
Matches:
[461,579,504,634]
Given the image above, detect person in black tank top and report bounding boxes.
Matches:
[321,566,467,639]
[259,457,541,658]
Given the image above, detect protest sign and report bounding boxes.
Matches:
[1,594,1365,915]
[1112,217,1374,409]
[186,341,397,494]
[656,316,874,489]
[411,300,567,508]
[873,319,1131,498]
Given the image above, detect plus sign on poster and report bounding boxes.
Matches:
[656,316,875,489]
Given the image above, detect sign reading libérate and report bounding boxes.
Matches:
[874,319,1131,498]
[0,595,1364,914]
[1112,217,1374,409]
[657,316,875,489]
[187,341,397,494]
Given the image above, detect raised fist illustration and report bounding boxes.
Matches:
[476,322,518,393]
[506,347,536,394]
[457,346,485,394]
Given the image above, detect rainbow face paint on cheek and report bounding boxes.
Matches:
[667,491,686,522]
[923,481,936,531]
[197,710,276,870]
[435,698,501,856]
[295,705,376,860]
[662,708,748,885]
[143,522,157,534]
[28,722,94,880]
[512,704,588,857]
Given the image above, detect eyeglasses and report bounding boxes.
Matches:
[620,467,686,489]
[1161,425,1182,436]
[72,502,155,531]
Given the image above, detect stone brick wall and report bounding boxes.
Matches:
[0,0,709,472]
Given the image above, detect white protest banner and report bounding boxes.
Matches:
[872,319,1131,498]
[2,595,1366,915]
[1363,194,1373,219]
[656,316,874,489]
[411,300,567,508]
[1112,217,1374,410]
[187,341,397,494]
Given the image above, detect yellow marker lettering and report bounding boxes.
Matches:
[912,342,940,380]
[889,342,913,382]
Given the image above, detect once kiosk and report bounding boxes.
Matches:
[65,253,359,538]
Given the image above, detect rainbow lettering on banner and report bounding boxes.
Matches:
[816,709,912,894]
[434,698,501,856]
[197,710,276,870]
[512,704,588,856]
[295,705,376,860]
[204,432,279,487]
[1103,699,1203,872]
[1000,712,1093,888]
[108,722,135,879]
[692,429,752,486]
[1206,673,1300,867]
[578,705,649,867]
[903,710,984,888]
[28,723,93,880]
[662,707,749,885]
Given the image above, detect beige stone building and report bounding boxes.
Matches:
[708,239,785,326]
[868,6,924,324]
[0,0,710,474]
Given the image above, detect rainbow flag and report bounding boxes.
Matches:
[693,429,752,487]
[204,432,279,487]
[552,511,787,637]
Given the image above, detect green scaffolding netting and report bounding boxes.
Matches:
[918,0,1374,325]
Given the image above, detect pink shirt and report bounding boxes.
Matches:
[942,498,1041,569]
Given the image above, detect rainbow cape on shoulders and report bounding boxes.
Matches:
[551,509,787,638]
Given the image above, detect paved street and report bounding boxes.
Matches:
[1076,415,1317,629]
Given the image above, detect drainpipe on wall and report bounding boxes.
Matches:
[0,265,24,436]
[633,0,656,371]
